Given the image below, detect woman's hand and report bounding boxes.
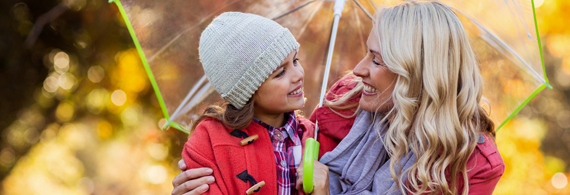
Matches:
[296,160,330,195]
[171,159,216,195]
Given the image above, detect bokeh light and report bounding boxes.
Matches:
[43,76,59,93]
[546,34,570,58]
[110,90,127,106]
[120,106,139,126]
[552,173,568,189]
[534,0,544,8]
[58,73,76,90]
[86,88,109,114]
[148,143,168,160]
[0,148,15,168]
[55,102,74,122]
[96,120,113,139]
[143,165,167,184]
[53,52,70,74]
[87,66,105,83]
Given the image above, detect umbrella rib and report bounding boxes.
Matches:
[450,7,547,85]
[353,0,373,20]
[368,0,378,11]
[272,0,317,20]
[352,4,367,55]
[169,75,207,122]
[266,0,297,19]
[174,82,216,123]
[296,1,324,38]
[147,0,242,63]
[510,0,536,70]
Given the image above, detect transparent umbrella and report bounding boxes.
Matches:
[110,0,549,192]
[108,0,549,134]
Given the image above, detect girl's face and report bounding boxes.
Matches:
[253,50,305,115]
[353,29,398,113]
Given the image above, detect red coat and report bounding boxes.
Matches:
[182,117,314,195]
[305,75,505,194]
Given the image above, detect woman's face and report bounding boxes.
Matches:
[353,29,398,113]
[253,50,305,115]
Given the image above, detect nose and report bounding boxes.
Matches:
[353,57,369,78]
[292,62,304,83]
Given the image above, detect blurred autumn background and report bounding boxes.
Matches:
[0,0,569,194]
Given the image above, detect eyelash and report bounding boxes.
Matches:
[372,58,382,66]
[275,69,286,78]
[369,53,384,66]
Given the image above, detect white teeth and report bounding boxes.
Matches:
[364,85,377,93]
[289,88,302,95]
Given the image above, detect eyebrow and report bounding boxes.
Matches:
[277,50,298,67]
[369,49,381,56]
[365,44,381,56]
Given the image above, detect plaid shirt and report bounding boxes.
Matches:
[253,112,303,195]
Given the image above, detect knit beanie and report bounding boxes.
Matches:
[199,12,300,109]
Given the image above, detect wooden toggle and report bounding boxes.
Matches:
[246,181,265,195]
[240,134,259,146]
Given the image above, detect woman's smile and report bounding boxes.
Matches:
[362,82,378,95]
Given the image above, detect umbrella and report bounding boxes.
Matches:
[109,0,550,192]
[107,0,550,133]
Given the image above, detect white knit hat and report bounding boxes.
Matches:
[199,12,300,109]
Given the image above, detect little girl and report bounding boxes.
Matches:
[182,12,314,195]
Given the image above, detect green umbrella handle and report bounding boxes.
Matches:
[302,138,320,193]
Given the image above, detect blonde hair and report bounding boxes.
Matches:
[333,1,495,194]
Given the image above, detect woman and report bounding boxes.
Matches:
[173,1,504,194]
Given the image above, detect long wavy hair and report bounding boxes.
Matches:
[332,1,495,194]
[377,1,495,194]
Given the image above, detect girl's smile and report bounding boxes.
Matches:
[287,85,303,97]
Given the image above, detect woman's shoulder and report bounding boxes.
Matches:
[466,133,505,183]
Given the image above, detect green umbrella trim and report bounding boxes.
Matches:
[496,84,547,131]
[110,0,176,131]
[496,0,552,131]
[168,121,190,134]
[532,0,552,88]
[496,0,553,131]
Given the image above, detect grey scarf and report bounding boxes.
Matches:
[320,111,416,195]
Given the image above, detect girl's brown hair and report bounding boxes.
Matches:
[190,100,255,133]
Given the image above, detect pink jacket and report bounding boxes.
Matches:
[304,75,505,194]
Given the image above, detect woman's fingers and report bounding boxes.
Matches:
[181,184,210,195]
[296,162,304,192]
[312,162,330,195]
[178,159,187,170]
[171,168,214,195]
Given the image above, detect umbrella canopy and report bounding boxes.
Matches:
[109,0,549,133]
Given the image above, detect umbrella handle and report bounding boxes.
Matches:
[302,138,320,193]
